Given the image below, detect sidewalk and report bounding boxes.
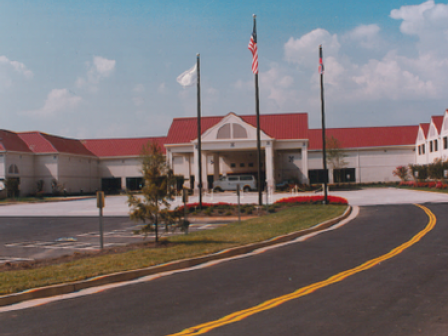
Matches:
[0,188,447,217]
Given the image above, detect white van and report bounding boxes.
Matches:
[213,175,257,192]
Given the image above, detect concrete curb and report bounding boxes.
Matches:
[0,205,352,307]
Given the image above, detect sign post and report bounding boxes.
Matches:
[97,191,105,249]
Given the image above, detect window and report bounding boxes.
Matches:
[422,144,425,154]
[418,146,421,155]
[240,175,254,181]
[308,169,329,184]
[217,124,231,139]
[333,168,356,183]
[430,141,433,152]
[230,163,236,168]
[8,164,19,174]
[444,137,448,149]
[248,163,254,167]
[228,176,238,181]
[435,139,438,151]
[240,163,245,168]
[233,124,247,139]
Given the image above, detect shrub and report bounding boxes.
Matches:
[392,166,409,181]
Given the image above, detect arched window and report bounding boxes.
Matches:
[217,124,231,139]
[232,124,247,139]
[8,164,19,174]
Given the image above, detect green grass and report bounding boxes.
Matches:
[0,204,346,295]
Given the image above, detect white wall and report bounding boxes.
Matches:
[5,152,35,195]
[308,147,415,183]
[58,154,100,193]
[34,155,58,194]
[99,157,143,189]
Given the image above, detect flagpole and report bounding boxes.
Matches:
[320,45,328,204]
[252,14,263,206]
[196,53,203,209]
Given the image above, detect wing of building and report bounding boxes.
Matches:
[0,110,439,197]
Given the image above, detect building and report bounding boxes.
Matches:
[0,111,423,197]
[415,109,448,165]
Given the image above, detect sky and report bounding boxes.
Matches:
[1,0,447,139]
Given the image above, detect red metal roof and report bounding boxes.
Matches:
[0,130,33,153]
[82,137,167,157]
[419,123,430,139]
[308,125,419,150]
[165,113,309,144]
[18,132,96,156]
[431,116,444,133]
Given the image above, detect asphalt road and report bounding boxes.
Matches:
[2,203,447,335]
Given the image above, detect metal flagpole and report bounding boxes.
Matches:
[319,45,328,204]
[252,14,263,206]
[196,53,203,209]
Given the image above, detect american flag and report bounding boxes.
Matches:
[319,45,324,74]
[248,25,258,74]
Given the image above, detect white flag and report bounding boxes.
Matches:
[176,64,197,88]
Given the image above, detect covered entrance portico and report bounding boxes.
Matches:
[166,113,309,192]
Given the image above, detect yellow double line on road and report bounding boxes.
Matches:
[168,204,436,336]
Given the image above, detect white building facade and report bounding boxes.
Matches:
[0,110,437,197]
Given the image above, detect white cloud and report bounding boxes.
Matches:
[76,56,116,92]
[284,28,340,68]
[390,0,448,55]
[0,56,33,79]
[344,24,382,49]
[23,89,82,117]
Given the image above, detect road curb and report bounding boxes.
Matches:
[0,205,352,307]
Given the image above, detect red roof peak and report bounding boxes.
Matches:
[166,112,309,144]
[431,115,444,132]
[419,123,430,138]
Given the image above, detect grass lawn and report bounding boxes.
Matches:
[0,204,347,295]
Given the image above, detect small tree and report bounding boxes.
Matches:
[409,164,428,181]
[127,141,176,243]
[427,158,446,180]
[5,178,19,198]
[392,166,409,182]
[326,136,348,183]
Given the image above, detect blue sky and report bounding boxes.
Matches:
[0,0,447,139]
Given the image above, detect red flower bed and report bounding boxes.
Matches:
[274,195,348,205]
[399,180,448,189]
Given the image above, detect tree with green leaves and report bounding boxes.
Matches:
[326,136,348,183]
[127,141,177,243]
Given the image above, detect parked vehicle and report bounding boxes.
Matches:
[213,175,257,192]
[275,179,298,191]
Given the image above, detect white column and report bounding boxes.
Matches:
[166,149,173,169]
[301,142,309,184]
[213,152,220,181]
[265,141,275,191]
